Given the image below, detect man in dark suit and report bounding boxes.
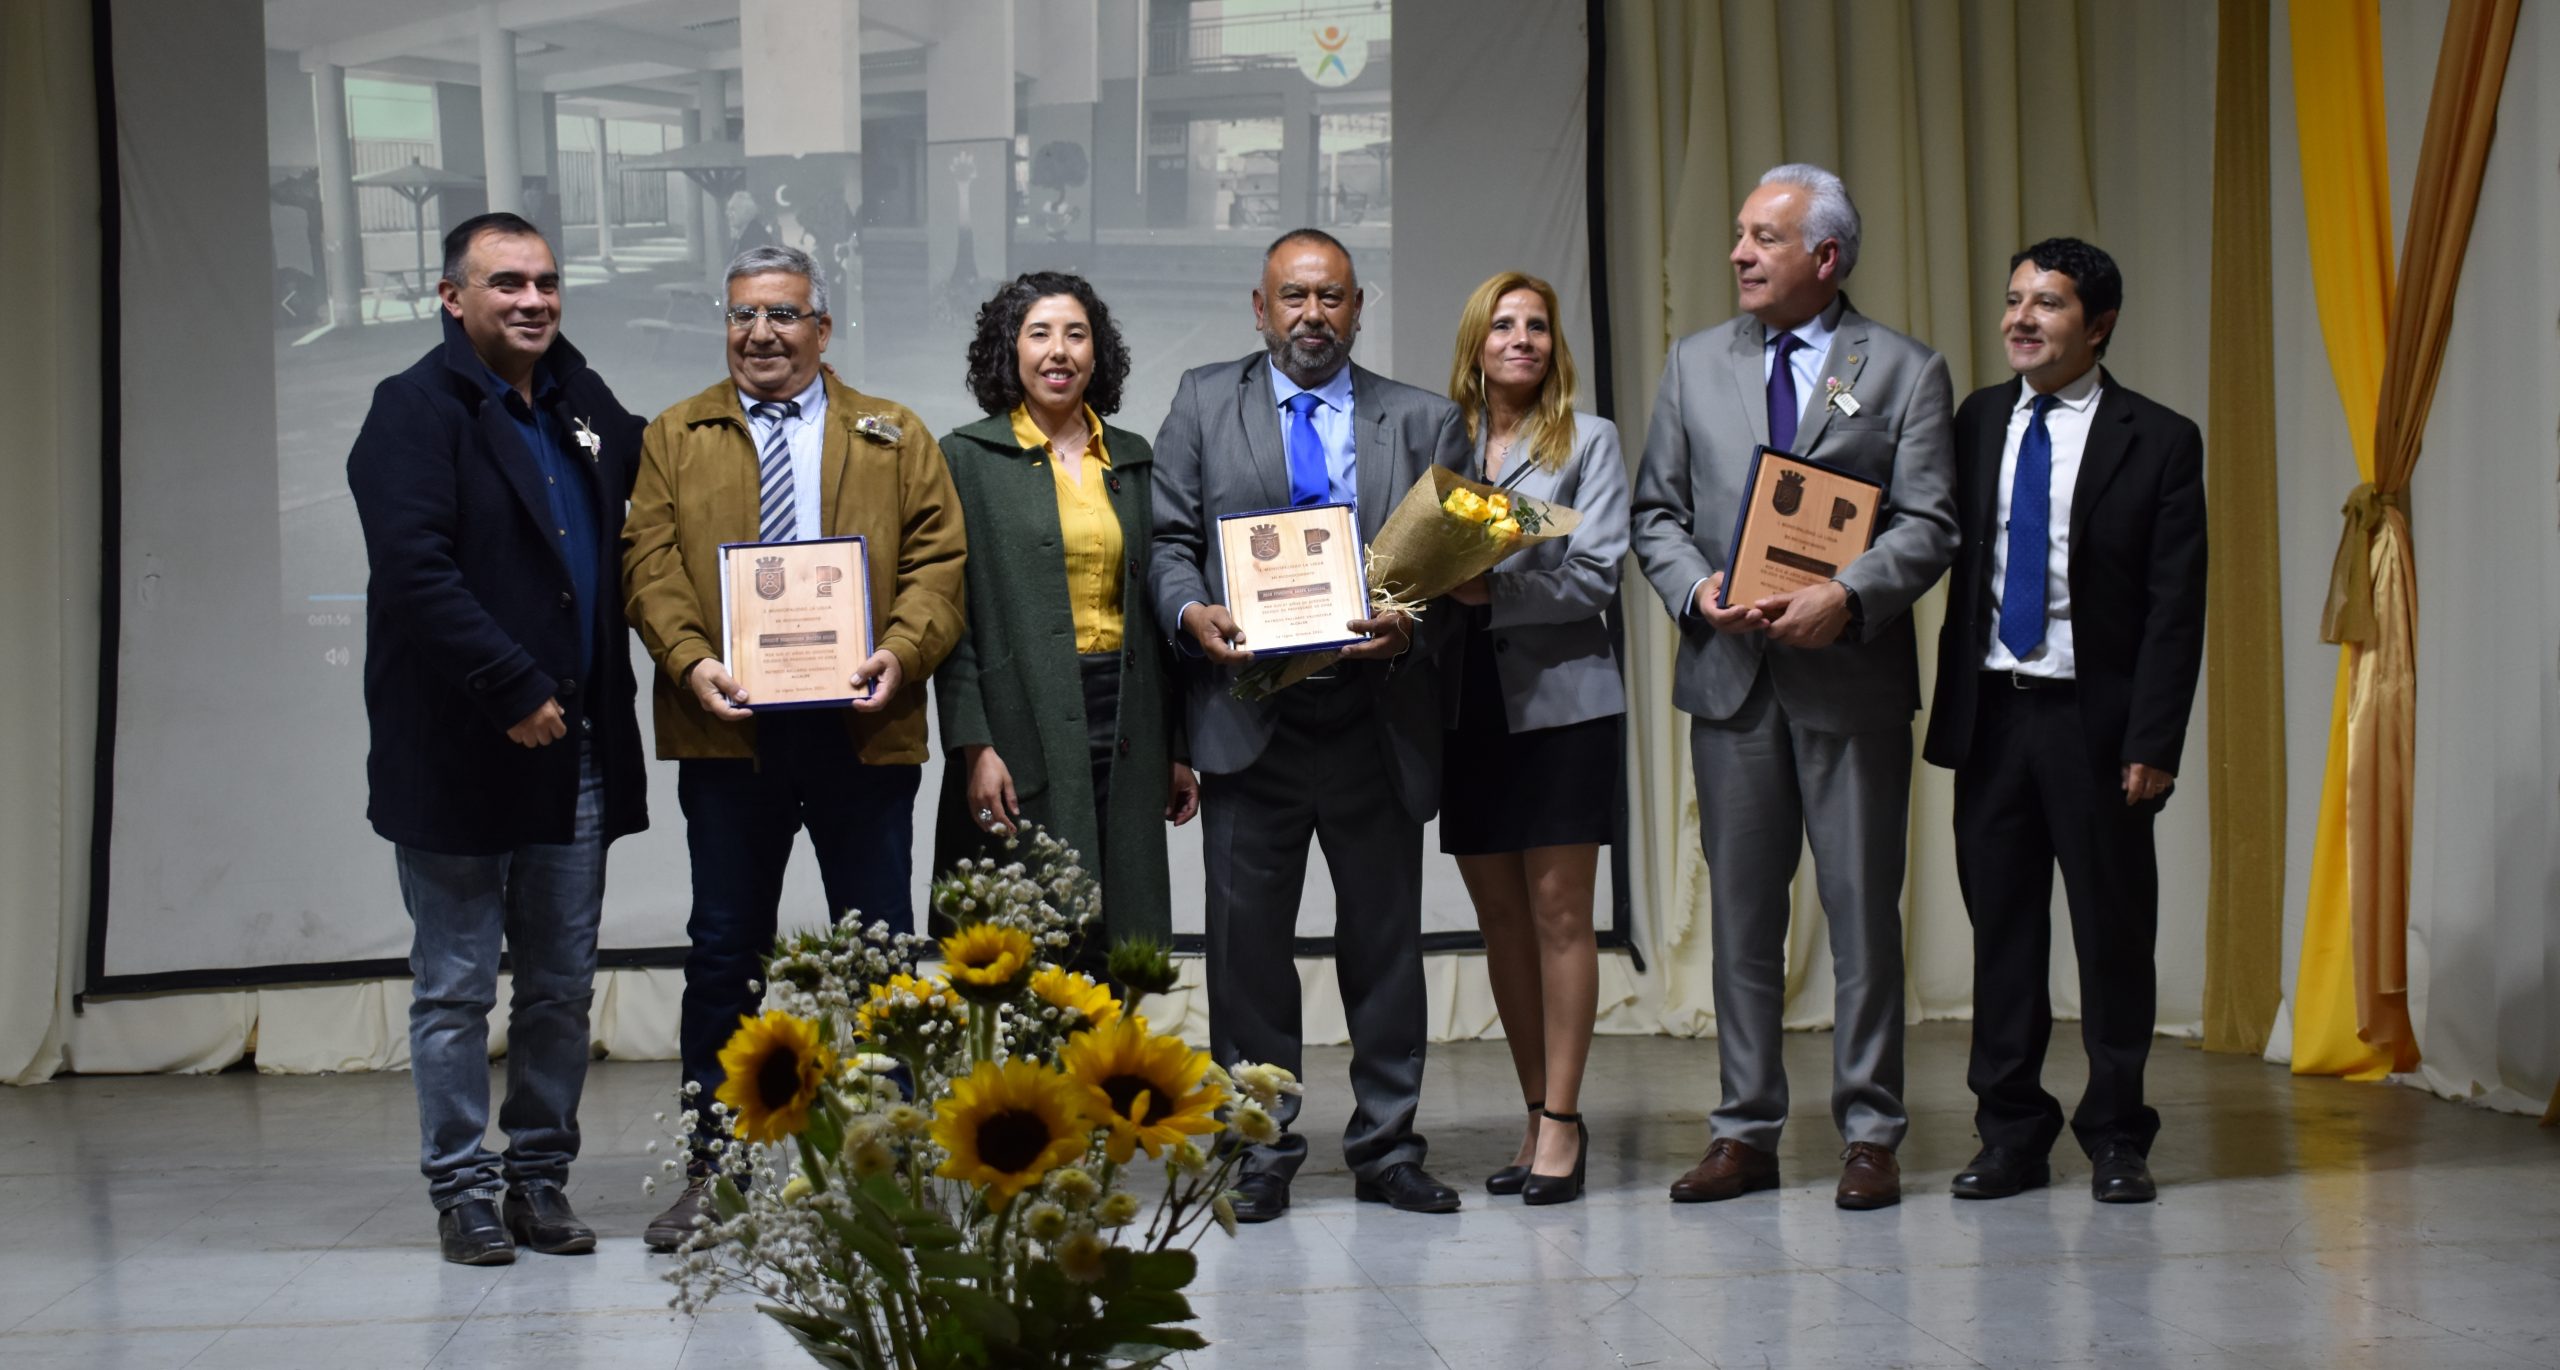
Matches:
[1631,164,1958,1211]
[347,212,648,1264]
[1923,237,2207,1204]
[1149,228,1471,1222]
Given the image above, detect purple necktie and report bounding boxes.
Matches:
[1767,333,1806,453]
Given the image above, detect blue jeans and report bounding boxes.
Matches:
[394,745,607,1210]
[676,712,919,1141]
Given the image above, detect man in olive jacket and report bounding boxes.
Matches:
[625,246,965,1247]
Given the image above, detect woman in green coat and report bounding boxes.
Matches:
[934,272,1198,957]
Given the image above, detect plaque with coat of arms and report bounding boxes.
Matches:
[1719,445,1885,609]
[718,535,874,709]
[1214,502,1368,655]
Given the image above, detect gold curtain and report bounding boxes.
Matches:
[2201,0,2284,1056]
[2289,0,2520,1076]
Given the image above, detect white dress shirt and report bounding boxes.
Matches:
[738,374,829,541]
[1983,364,2103,678]
[1761,295,1843,398]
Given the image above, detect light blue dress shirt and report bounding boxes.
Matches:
[736,374,828,540]
[1268,360,1358,507]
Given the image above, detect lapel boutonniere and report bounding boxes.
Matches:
[1825,375,1862,417]
[571,416,602,461]
[853,414,902,446]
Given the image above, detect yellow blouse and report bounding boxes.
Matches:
[1009,404,1124,652]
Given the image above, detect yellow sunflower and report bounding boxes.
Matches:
[932,1059,1095,1207]
[1058,1017,1230,1164]
[856,973,965,1040]
[715,1010,837,1144]
[940,923,1037,999]
[1029,966,1121,1028]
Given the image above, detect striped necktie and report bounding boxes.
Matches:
[750,399,801,542]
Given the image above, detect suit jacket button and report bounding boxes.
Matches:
[559,591,574,609]
[559,677,579,697]
[1496,638,1511,653]
[1117,737,1131,756]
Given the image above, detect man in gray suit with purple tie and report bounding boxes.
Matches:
[1149,229,1471,1224]
[1630,164,1959,1211]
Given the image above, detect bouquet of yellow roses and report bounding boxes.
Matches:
[1231,466,1582,700]
[662,828,1293,1370]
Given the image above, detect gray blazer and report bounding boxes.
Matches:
[1149,353,1472,820]
[1445,411,1630,732]
[1629,298,1959,734]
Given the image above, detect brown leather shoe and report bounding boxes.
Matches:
[1668,1137,1780,1203]
[1835,1142,1900,1210]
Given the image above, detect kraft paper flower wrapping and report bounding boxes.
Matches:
[1231,466,1581,701]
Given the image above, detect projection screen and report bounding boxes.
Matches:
[90,0,1614,992]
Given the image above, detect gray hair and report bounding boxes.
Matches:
[1758,163,1861,280]
[725,244,829,317]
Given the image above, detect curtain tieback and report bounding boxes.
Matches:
[2318,482,2405,645]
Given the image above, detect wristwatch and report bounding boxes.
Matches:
[1834,580,1864,634]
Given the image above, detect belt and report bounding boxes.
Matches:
[1982,669,2074,692]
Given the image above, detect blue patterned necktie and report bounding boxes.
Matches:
[1997,394,2059,660]
[750,399,801,542]
[1283,390,1328,506]
[1767,332,1806,452]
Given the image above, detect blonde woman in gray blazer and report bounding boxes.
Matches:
[1440,271,1629,1206]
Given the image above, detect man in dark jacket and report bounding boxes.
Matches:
[347,212,648,1265]
[1923,238,2207,1205]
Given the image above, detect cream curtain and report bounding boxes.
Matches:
[0,0,102,1085]
[1600,0,2221,1046]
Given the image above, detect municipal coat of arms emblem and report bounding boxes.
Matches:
[755,555,787,601]
[1249,523,1280,561]
[1773,469,1806,517]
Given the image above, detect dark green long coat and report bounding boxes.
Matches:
[932,414,1179,945]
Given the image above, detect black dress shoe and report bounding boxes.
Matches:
[504,1185,598,1254]
[2090,1141,2157,1204]
[1486,1100,1541,1196]
[1520,1109,1588,1207]
[1355,1161,1461,1214]
[1950,1145,2051,1200]
[438,1198,517,1266]
[1228,1172,1290,1224]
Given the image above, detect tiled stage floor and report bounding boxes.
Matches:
[3,1024,2554,1369]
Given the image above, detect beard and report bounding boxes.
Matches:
[1261,319,1353,388]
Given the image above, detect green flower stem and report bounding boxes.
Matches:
[795,1133,830,1194]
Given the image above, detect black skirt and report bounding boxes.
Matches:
[1438,608,1620,856]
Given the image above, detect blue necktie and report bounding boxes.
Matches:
[1283,391,1327,506]
[751,399,801,542]
[1997,394,2058,660]
[1767,333,1806,453]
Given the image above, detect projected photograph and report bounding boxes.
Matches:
[263,0,1397,615]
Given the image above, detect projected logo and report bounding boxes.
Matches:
[1298,21,1369,87]
[1303,527,1330,558]
[814,565,844,597]
[755,555,787,600]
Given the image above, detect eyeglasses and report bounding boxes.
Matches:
[724,305,816,332]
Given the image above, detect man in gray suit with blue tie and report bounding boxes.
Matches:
[1631,165,1959,1210]
[1150,228,1471,1222]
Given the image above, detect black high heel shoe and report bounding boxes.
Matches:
[1520,1108,1587,1206]
[1485,1100,1541,1196]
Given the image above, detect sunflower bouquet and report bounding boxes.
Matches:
[661,827,1293,1370]
[1230,465,1582,701]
